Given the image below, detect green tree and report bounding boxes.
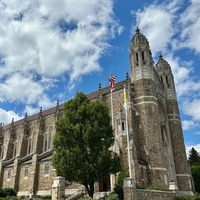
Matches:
[188,147,200,165]
[188,147,200,193]
[52,92,121,198]
[191,165,200,193]
[114,171,128,200]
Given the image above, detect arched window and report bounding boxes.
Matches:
[43,133,48,152]
[0,146,4,159]
[24,166,29,177]
[166,76,170,87]
[142,51,145,61]
[48,126,54,149]
[13,141,17,157]
[43,126,55,152]
[44,163,50,175]
[7,169,11,179]
[27,132,34,155]
[27,137,32,155]
[48,134,51,150]
[136,52,139,62]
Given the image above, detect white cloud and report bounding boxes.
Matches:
[182,99,200,122]
[179,0,200,53]
[0,108,21,125]
[23,105,39,117]
[131,1,179,56]
[182,120,199,131]
[0,0,122,106]
[0,73,45,104]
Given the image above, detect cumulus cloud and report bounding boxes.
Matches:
[179,0,200,53]
[0,0,122,93]
[182,120,199,131]
[0,0,122,124]
[0,73,44,104]
[182,99,200,122]
[0,108,21,125]
[131,0,180,56]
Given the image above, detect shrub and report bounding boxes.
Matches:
[40,196,51,199]
[114,171,128,200]
[195,194,200,200]
[114,185,123,200]
[0,188,5,197]
[3,188,16,197]
[19,196,27,199]
[105,193,118,200]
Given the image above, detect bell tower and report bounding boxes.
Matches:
[129,28,167,186]
[155,55,193,194]
[130,27,154,83]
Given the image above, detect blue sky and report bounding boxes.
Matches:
[0,0,200,154]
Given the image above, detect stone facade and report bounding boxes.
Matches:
[0,29,193,196]
[123,178,176,200]
[124,188,177,200]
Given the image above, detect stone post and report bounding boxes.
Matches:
[52,176,65,200]
[123,178,135,200]
[169,181,178,193]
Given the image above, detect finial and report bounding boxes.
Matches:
[24,113,28,123]
[126,72,129,80]
[40,107,42,112]
[136,27,140,34]
[159,53,163,59]
[99,83,102,90]
[57,100,59,106]
[12,118,14,123]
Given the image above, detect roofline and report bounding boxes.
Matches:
[1,79,127,131]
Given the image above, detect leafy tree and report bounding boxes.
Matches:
[191,165,200,193]
[114,171,128,200]
[188,147,200,193]
[188,148,200,165]
[52,92,121,198]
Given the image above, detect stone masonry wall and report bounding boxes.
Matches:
[166,99,192,192]
[124,188,176,200]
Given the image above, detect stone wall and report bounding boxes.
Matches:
[123,178,176,200]
[124,188,176,200]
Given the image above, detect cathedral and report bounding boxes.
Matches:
[0,28,194,197]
